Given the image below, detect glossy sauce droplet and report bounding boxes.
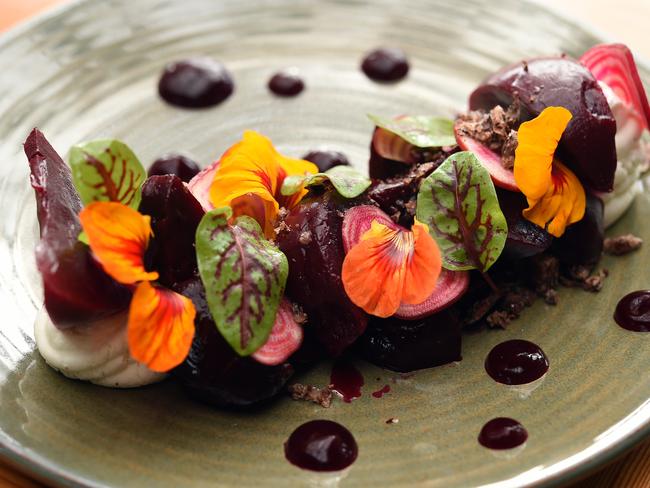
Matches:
[148,153,200,182]
[361,47,409,82]
[158,58,234,108]
[372,384,390,398]
[285,420,358,471]
[614,290,650,332]
[485,339,549,385]
[330,361,364,402]
[302,150,350,172]
[268,70,305,97]
[478,418,528,450]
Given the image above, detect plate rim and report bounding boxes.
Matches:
[0,0,648,487]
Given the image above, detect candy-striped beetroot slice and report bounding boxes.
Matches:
[342,205,469,318]
[187,160,219,211]
[371,127,418,164]
[342,205,399,253]
[252,299,303,366]
[581,43,650,130]
[395,269,469,320]
[454,123,519,192]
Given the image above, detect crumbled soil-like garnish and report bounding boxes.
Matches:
[486,310,514,329]
[463,291,502,325]
[542,288,558,305]
[386,417,399,424]
[560,265,609,292]
[274,220,290,236]
[528,254,560,295]
[299,230,312,245]
[456,100,521,169]
[583,269,609,293]
[604,234,643,255]
[288,383,333,408]
[291,303,308,325]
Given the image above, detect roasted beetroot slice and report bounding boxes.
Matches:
[395,270,469,320]
[342,205,468,318]
[252,299,303,366]
[469,56,617,192]
[276,192,367,356]
[496,188,553,260]
[139,175,205,287]
[172,277,294,408]
[187,160,219,211]
[581,43,650,130]
[25,129,129,328]
[553,193,604,266]
[358,307,462,373]
[454,122,519,191]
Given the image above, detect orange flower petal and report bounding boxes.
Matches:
[127,281,196,372]
[514,106,586,237]
[342,220,441,318]
[79,202,158,284]
[209,131,317,237]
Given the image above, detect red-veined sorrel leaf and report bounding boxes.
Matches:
[368,114,457,148]
[281,165,371,199]
[195,207,288,356]
[416,151,507,272]
[69,139,146,209]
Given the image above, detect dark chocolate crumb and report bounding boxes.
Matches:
[582,269,609,293]
[604,234,643,255]
[288,383,332,408]
[486,310,514,329]
[291,303,308,325]
[299,230,312,245]
[543,288,558,305]
[529,254,560,294]
[386,417,399,424]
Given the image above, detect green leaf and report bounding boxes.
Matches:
[416,151,508,272]
[368,114,456,148]
[195,208,288,356]
[69,139,146,208]
[280,166,371,199]
[78,230,89,245]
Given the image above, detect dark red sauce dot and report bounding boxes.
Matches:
[330,361,364,402]
[478,418,528,450]
[285,420,358,471]
[372,385,390,398]
[148,153,200,182]
[361,47,409,82]
[268,70,305,97]
[158,58,234,108]
[614,290,650,332]
[302,150,350,172]
[485,339,549,385]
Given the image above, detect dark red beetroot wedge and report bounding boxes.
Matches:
[453,122,519,191]
[139,175,205,287]
[187,160,219,211]
[252,299,304,366]
[172,277,294,408]
[496,189,553,260]
[395,270,469,320]
[276,192,368,356]
[581,43,650,130]
[553,193,604,266]
[469,56,617,192]
[358,307,462,372]
[342,205,469,319]
[25,129,130,328]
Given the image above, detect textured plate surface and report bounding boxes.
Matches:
[1,0,650,487]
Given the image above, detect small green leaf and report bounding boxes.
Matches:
[280,166,371,199]
[195,208,288,356]
[416,151,508,272]
[78,230,89,245]
[368,114,456,148]
[69,139,146,208]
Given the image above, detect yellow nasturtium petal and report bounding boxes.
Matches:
[209,131,317,237]
[513,107,586,237]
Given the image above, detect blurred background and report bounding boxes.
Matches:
[1,0,649,59]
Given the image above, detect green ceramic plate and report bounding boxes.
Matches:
[1,0,649,486]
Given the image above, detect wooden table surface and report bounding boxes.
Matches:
[1,0,649,486]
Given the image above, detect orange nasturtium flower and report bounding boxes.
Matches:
[209,130,318,238]
[513,106,586,237]
[342,220,442,318]
[79,202,196,372]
